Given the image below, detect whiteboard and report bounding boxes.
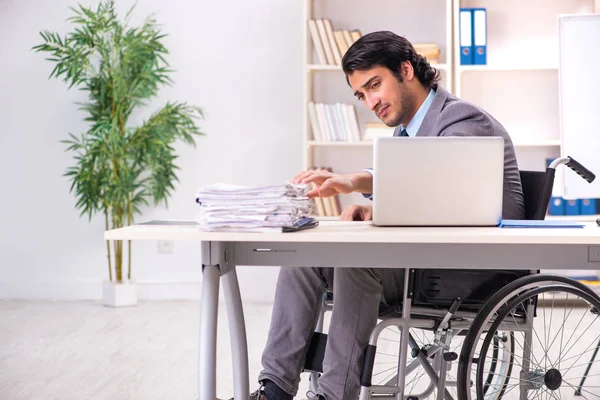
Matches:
[558,14,600,199]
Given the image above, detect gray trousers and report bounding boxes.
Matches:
[258,267,406,400]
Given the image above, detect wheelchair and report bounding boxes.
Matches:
[303,156,600,399]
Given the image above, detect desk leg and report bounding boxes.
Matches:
[222,266,250,400]
[396,268,411,400]
[199,264,220,400]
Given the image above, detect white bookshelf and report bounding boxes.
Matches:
[303,0,600,216]
[303,0,455,212]
[453,0,599,76]
[452,0,599,175]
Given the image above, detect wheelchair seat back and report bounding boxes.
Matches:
[411,269,531,312]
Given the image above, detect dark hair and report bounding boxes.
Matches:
[342,31,440,90]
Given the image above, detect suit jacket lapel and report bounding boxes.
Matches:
[415,86,449,137]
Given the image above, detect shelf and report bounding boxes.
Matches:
[308,140,372,146]
[458,65,558,73]
[513,139,560,147]
[308,140,560,147]
[307,64,344,71]
[307,63,449,72]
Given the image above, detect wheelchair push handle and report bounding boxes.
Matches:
[566,156,596,183]
[548,156,596,183]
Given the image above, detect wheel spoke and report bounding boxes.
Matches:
[543,298,548,369]
[508,307,544,368]
[553,299,589,368]
[564,380,600,398]
[554,336,600,366]
[556,313,599,368]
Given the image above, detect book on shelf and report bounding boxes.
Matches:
[349,30,362,43]
[308,101,362,142]
[333,30,349,56]
[363,122,395,140]
[308,21,438,66]
[308,167,342,217]
[413,42,441,64]
[342,30,355,50]
[307,19,328,65]
[323,19,342,65]
[308,18,362,66]
[315,19,336,65]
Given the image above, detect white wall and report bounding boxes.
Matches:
[0,0,304,302]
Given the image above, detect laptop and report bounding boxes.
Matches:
[372,136,504,227]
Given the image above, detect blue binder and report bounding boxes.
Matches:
[500,219,584,229]
[459,8,474,65]
[580,198,597,215]
[548,197,565,216]
[565,199,581,215]
[472,8,487,65]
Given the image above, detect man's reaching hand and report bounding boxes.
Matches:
[292,170,373,198]
[292,170,354,198]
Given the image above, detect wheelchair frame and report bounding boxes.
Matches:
[307,268,535,400]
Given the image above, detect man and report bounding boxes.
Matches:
[249,31,525,400]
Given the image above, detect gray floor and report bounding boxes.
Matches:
[0,300,288,400]
[2,301,600,400]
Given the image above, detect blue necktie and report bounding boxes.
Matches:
[400,128,408,137]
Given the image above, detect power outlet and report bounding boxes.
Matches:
[158,240,175,254]
[588,246,600,262]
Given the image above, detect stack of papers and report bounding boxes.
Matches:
[195,183,316,232]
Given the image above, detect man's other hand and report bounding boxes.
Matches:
[340,205,373,221]
[292,170,355,198]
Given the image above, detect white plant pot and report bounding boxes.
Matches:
[103,280,138,307]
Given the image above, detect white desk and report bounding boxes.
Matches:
[104,221,600,400]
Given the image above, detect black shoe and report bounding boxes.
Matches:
[248,389,269,400]
[217,387,269,400]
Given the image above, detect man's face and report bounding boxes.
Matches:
[348,65,414,127]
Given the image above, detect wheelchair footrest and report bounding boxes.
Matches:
[303,332,327,373]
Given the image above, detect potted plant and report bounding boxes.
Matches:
[33,0,205,307]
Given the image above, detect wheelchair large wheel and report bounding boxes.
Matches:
[457,274,600,400]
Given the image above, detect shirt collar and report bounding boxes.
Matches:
[400,89,435,137]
